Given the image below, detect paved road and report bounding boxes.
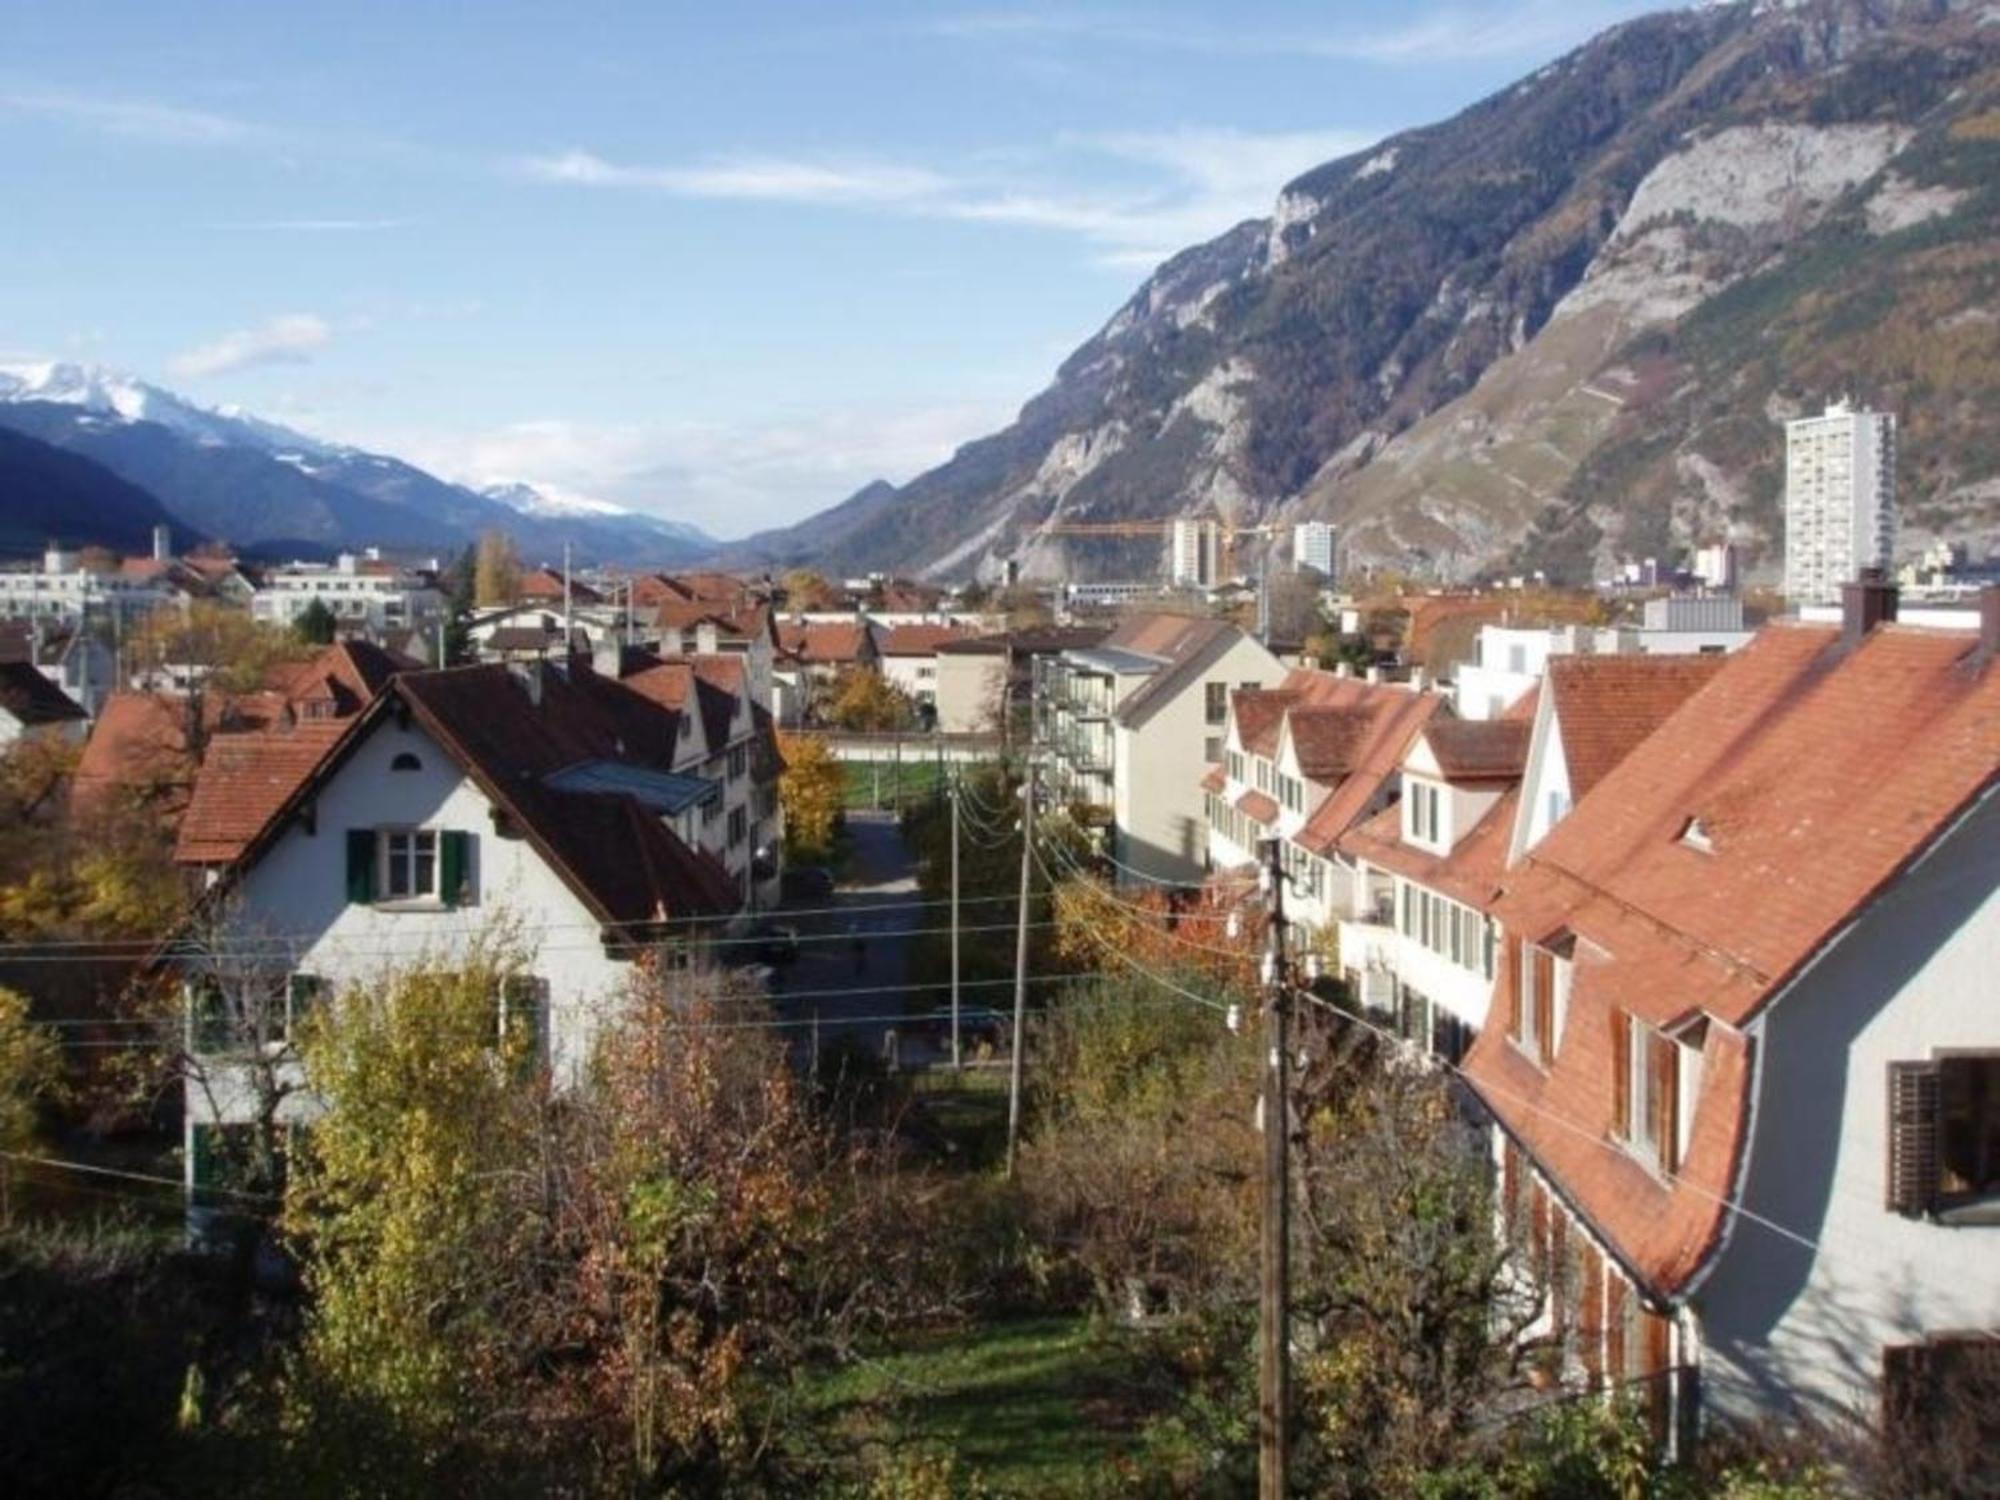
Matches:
[765,810,966,1069]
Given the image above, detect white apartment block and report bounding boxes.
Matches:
[1454,602,1750,721]
[1293,521,1337,577]
[0,545,190,621]
[251,551,448,635]
[1168,519,1221,590]
[1783,400,1896,606]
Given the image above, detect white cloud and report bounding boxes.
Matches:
[379,400,1017,540]
[168,314,333,379]
[523,125,1374,271]
[0,89,257,145]
[522,149,948,204]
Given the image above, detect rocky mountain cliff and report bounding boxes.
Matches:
[723,0,2000,584]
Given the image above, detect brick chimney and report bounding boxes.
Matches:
[1841,568,1898,647]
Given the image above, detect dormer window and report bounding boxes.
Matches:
[1406,779,1444,849]
[1677,816,1713,853]
[1614,1011,1681,1177]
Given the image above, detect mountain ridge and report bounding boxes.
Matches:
[0,364,717,567]
[717,0,2000,584]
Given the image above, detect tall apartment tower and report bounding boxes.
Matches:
[1168,517,1220,590]
[1293,520,1337,577]
[1783,400,1896,605]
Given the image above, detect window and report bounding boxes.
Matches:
[1890,1054,2000,1218]
[1882,1337,2000,1484]
[1512,941,1555,1066]
[495,975,549,1073]
[390,751,422,772]
[1613,1011,1680,1176]
[728,744,747,780]
[1205,682,1228,724]
[384,830,437,899]
[347,828,471,905]
[287,973,327,1039]
[728,806,747,848]
[1407,780,1442,845]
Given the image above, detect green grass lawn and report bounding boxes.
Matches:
[841,759,947,810]
[793,1316,1168,1496]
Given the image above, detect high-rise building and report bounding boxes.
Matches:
[1691,539,1736,591]
[1293,520,1337,577]
[1783,400,1896,605]
[1168,517,1220,589]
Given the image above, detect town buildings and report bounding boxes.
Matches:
[1783,399,1897,606]
[1452,600,1750,721]
[1169,518,1222,591]
[0,659,88,749]
[1038,613,1280,882]
[250,551,448,637]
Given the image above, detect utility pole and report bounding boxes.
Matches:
[1003,757,1037,1179]
[1257,834,1292,1500]
[950,771,963,1072]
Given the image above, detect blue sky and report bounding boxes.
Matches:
[0,0,1663,539]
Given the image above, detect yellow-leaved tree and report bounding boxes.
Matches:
[0,986,63,1152]
[776,732,843,860]
[281,946,540,1476]
[472,529,523,607]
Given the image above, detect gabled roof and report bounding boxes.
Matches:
[516,568,602,605]
[1419,719,1531,782]
[189,662,741,926]
[1231,688,1298,758]
[878,623,973,657]
[1546,654,1726,802]
[1466,622,2000,1299]
[1276,675,1444,855]
[174,719,351,864]
[1341,787,1521,910]
[1107,617,1262,731]
[0,662,86,726]
[268,639,418,718]
[779,621,873,664]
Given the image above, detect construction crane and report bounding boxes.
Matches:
[1035,516,1285,582]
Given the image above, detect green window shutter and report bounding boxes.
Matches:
[440,830,471,906]
[346,830,376,902]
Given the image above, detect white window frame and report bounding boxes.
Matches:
[381,828,439,901]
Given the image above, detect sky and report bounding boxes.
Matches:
[0,0,1665,540]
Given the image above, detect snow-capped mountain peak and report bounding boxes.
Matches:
[480,479,632,519]
[0,360,343,459]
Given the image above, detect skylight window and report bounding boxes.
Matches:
[1677,816,1713,854]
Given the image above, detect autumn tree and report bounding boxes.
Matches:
[0,986,63,1153]
[781,568,839,611]
[280,945,542,1479]
[826,667,916,732]
[127,600,313,696]
[777,732,844,859]
[473,529,523,607]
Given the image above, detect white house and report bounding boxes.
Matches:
[172,656,746,1210]
[1203,667,1441,937]
[1463,584,2000,1448]
[876,623,977,716]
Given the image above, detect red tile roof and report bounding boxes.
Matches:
[174,719,351,863]
[1547,655,1726,802]
[1340,788,1520,910]
[1467,622,2000,1298]
[1200,763,1226,794]
[878,623,973,657]
[1231,688,1297,757]
[1421,719,1531,782]
[1273,673,1444,855]
[779,621,873,664]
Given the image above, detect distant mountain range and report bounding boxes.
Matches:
[716,0,2000,585]
[0,363,715,567]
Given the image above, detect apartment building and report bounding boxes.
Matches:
[1293,521,1337,577]
[1454,601,1750,721]
[1038,613,1280,882]
[1783,399,1896,606]
[251,551,448,635]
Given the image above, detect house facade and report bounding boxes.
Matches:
[1462,588,2000,1445]
[173,656,745,1211]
